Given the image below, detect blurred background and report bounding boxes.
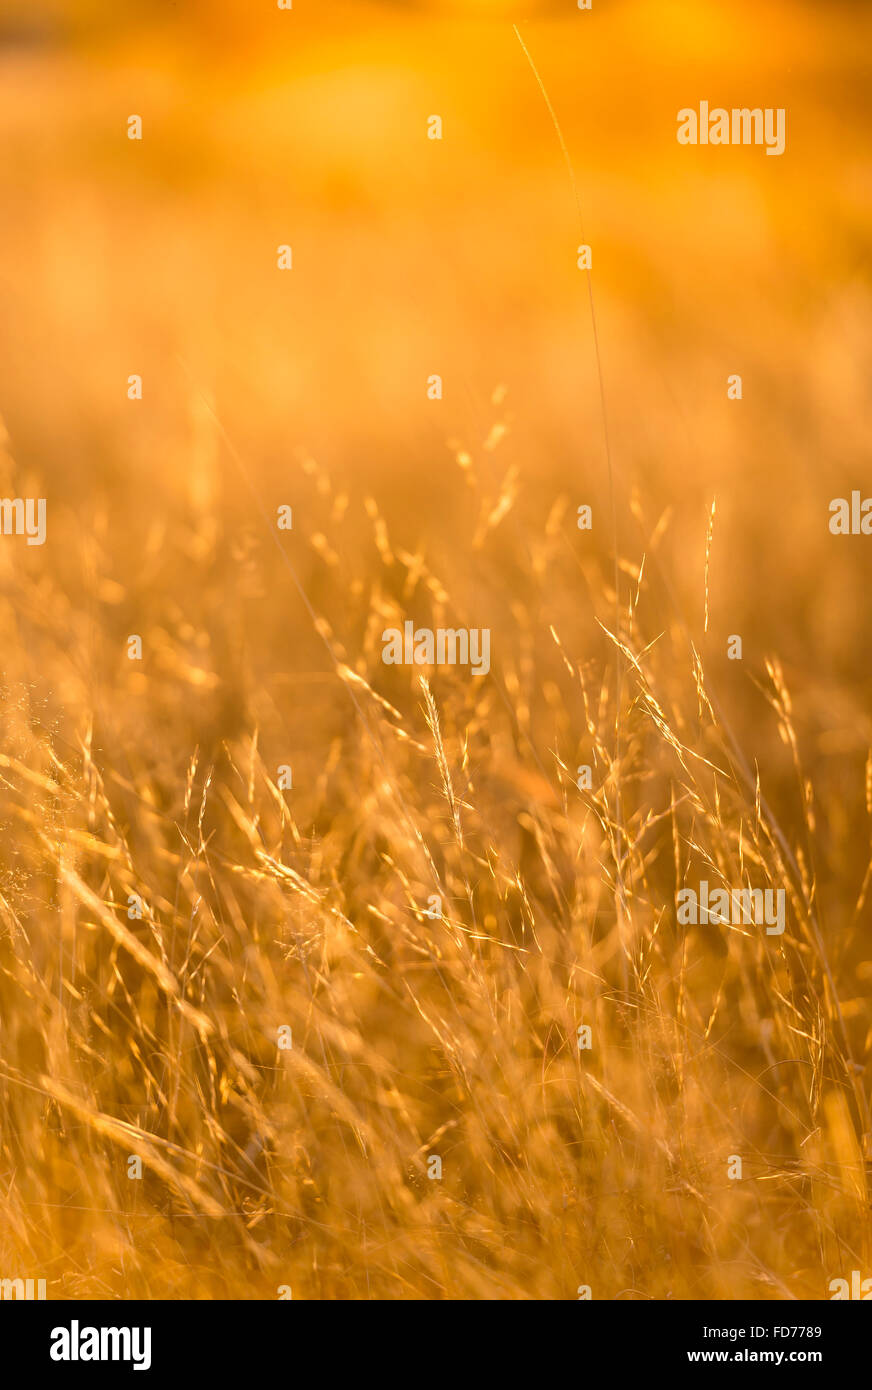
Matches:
[1,0,870,633]
[1,0,871,844]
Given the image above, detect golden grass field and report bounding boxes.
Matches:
[0,0,871,1299]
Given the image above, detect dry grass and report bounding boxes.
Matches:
[0,0,871,1301]
[0,416,870,1299]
